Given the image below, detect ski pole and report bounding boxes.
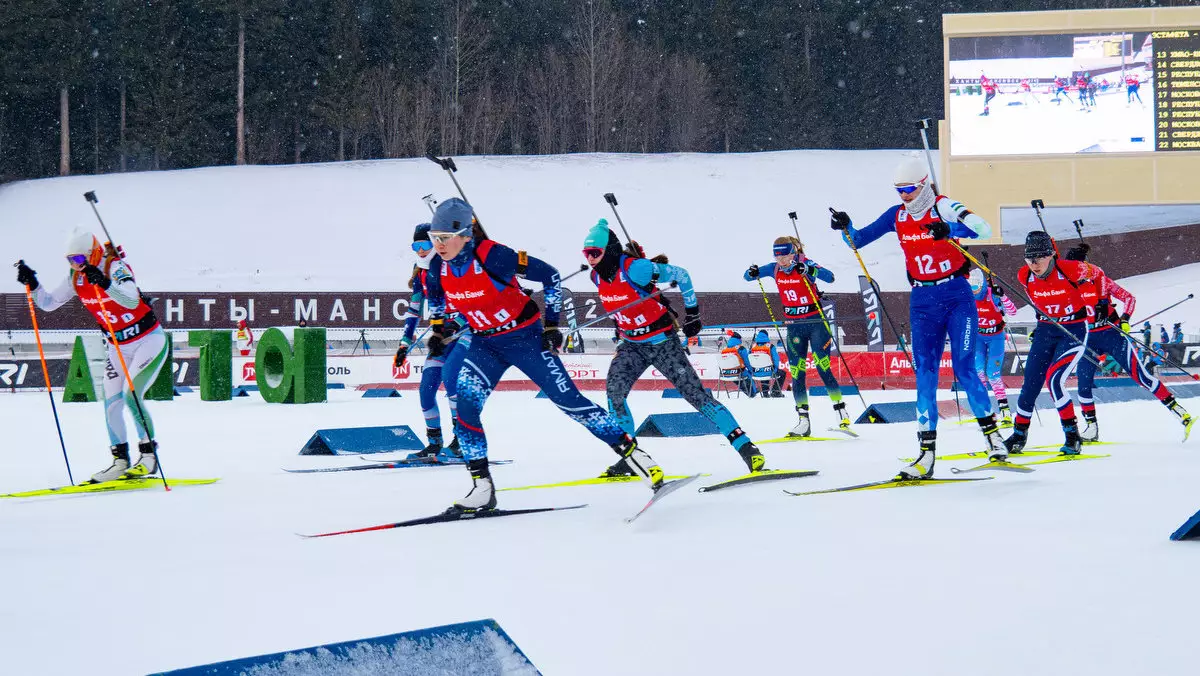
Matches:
[16,262,74,485]
[982,250,1042,426]
[789,211,868,410]
[830,207,916,375]
[1072,218,1086,244]
[1103,320,1198,381]
[421,194,438,216]
[89,286,170,490]
[756,279,787,347]
[916,119,940,193]
[602,193,634,244]
[426,155,489,238]
[446,280,677,343]
[946,239,1104,370]
[1134,294,1193,325]
[1002,327,1043,426]
[81,192,169,490]
[443,264,591,343]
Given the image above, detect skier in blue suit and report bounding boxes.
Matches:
[830,157,1004,479]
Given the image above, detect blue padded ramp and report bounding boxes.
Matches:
[300,425,424,455]
[362,388,401,398]
[663,388,712,399]
[855,401,917,424]
[636,412,720,437]
[151,618,541,675]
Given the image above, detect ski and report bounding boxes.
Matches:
[299,504,588,538]
[828,426,859,438]
[626,474,702,523]
[1,477,219,498]
[950,460,1035,475]
[901,450,1058,462]
[698,469,819,493]
[498,474,698,492]
[784,476,992,496]
[1032,439,1113,449]
[1017,453,1110,466]
[758,435,840,444]
[955,417,1014,429]
[284,459,513,474]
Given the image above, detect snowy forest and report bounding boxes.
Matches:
[0,0,1185,180]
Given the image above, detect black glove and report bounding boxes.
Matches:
[829,210,850,231]
[81,264,111,289]
[990,280,1005,297]
[683,305,702,337]
[427,322,448,358]
[800,260,818,277]
[928,220,951,241]
[1095,298,1111,323]
[393,344,409,369]
[15,261,38,290]
[541,321,563,352]
[746,264,760,280]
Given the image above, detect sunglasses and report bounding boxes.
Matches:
[66,254,88,266]
[411,241,433,253]
[582,247,604,259]
[429,228,469,244]
[895,184,921,195]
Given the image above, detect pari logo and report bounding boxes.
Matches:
[392,361,412,379]
[242,362,256,382]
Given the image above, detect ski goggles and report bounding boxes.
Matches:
[429,227,470,243]
[66,254,89,266]
[411,241,433,253]
[894,183,922,195]
[582,247,605,260]
[772,243,795,257]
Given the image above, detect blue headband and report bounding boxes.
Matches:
[773,243,795,256]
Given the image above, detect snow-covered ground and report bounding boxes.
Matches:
[949,84,1155,156]
[3,388,1200,675]
[0,151,922,295]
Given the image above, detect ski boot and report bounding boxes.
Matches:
[598,458,635,478]
[1166,396,1195,441]
[451,458,496,513]
[978,415,1007,463]
[1059,420,1083,456]
[736,441,766,473]
[788,405,811,438]
[124,440,159,478]
[613,435,663,490]
[1080,412,1099,443]
[90,443,131,483]
[897,431,936,480]
[408,429,444,463]
[833,401,853,434]
[1003,425,1029,455]
[997,399,1013,427]
[446,436,462,457]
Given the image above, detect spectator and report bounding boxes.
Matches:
[750,329,786,398]
[1172,322,1184,344]
[235,319,255,357]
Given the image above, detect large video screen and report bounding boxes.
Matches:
[948,29,1200,156]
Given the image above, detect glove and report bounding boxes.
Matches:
[1120,313,1131,334]
[81,264,111,289]
[800,260,818,277]
[541,321,564,352]
[15,261,38,290]
[427,322,448,358]
[990,280,1005,297]
[393,344,409,369]
[1095,298,1111,324]
[746,264,760,280]
[927,219,951,241]
[829,210,850,231]
[683,305,702,338]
